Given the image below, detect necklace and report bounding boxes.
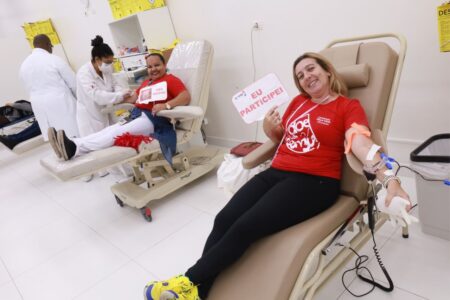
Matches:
[311,94,331,104]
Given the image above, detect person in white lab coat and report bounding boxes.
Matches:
[76,35,131,181]
[76,35,131,137]
[19,34,78,141]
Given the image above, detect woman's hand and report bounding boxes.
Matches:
[152,103,167,114]
[385,180,412,211]
[265,106,281,128]
[263,106,284,143]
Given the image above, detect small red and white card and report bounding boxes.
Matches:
[137,81,168,104]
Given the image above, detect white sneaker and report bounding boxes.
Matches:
[47,127,62,159]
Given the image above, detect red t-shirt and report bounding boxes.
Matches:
[271,94,369,179]
[134,74,186,111]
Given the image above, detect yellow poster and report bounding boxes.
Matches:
[109,0,166,20]
[437,3,450,52]
[22,19,61,48]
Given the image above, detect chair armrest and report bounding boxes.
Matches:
[100,103,135,115]
[157,106,204,121]
[346,129,387,175]
[242,140,278,169]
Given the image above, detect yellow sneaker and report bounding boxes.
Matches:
[143,275,200,300]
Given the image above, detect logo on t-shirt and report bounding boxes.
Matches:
[316,116,331,125]
[285,114,320,153]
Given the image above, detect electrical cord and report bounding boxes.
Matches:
[360,234,394,292]
[250,25,259,141]
[393,160,444,182]
[250,27,257,83]
[341,246,375,297]
[341,169,394,297]
[341,154,446,296]
[341,233,394,297]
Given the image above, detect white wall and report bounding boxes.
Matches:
[0,0,116,101]
[1,0,449,164]
[166,0,450,163]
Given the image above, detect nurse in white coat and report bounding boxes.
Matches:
[76,35,131,137]
[19,34,78,141]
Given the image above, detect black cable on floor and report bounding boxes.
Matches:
[341,232,394,296]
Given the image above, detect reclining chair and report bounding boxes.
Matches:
[41,40,226,221]
[207,33,407,300]
[0,113,44,154]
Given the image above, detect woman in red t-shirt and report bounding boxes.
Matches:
[48,53,190,161]
[142,52,411,300]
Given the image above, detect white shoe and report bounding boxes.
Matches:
[47,127,62,159]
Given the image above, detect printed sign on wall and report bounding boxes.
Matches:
[438,2,450,52]
[22,19,60,48]
[109,0,166,20]
[232,73,290,124]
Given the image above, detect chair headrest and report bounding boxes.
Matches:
[337,63,370,88]
[320,43,369,89]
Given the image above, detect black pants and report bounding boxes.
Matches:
[185,167,340,298]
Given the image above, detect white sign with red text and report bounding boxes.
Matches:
[136,81,168,104]
[232,73,289,124]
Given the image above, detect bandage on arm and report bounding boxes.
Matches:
[346,125,402,191]
[344,123,371,154]
[345,123,382,175]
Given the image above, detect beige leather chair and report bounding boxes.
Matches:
[40,40,226,221]
[0,117,45,154]
[207,33,407,300]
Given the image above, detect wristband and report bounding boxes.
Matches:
[382,175,401,189]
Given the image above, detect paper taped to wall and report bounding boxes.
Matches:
[437,2,450,52]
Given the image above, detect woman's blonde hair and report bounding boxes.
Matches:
[292,52,347,98]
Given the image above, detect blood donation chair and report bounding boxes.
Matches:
[207,33,407,300]
[40,40,226,221]
[0,103,45,154]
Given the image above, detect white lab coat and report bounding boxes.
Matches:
[76,62,125,136]
[19,48,78,141]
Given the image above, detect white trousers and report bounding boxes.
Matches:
[73,114,154,156]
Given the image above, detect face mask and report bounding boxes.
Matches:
[99,62,113,74]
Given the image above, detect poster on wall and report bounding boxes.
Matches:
[109,0,166,20]
[232,73,290,124]
[21,19,69,64]
[22,19,60,48]
[437,2,450,52]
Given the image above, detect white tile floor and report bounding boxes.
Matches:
[0,143,449,300]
